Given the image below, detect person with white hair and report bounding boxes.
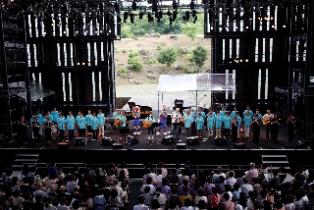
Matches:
[245,162,259,182]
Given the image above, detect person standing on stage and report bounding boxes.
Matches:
[132,106,141,136]
[286,113,296,143]
[196,106,206,130]
[145,112,155,140]
[35,110,43,137]
[18,116,27,144]
[97,110,105,137]
[215,112,222,139]
[236,112,242,139]
[51,121,58,140]
[66,111,76,139]
[85,110,93,136]
[230,106,238,118]
[90,113,99,139]
[243,105,254,119]
[195,113,204,139]
[40,114,47,137]
[47,111,53,123]
[51,107,59,123]
[112,108,119,119]
[207,107,216,118]
[220,106,227,118]
[44,118,52,145]
[207,112,215,139]
[251,114,260,143]
[117,111,127,144]
[263,109,274,140]
[183,111,193,137]
[57,113,66,139]
[158,110,168,136]
[77,112,86,137]
[231,117,238,143]
[271,114,280,143]
[243,111,252,138]
[223,112,232,139]
[171,108,182,140]
[31,118,40,144]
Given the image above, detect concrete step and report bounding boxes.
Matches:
[261,155,288,162]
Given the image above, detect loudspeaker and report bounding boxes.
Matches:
[57,142,69,149]
[75,137,87,146]
[162,135,174,144]
[112,143,123,149]
[215,138,227,145]
[234,142,246,149]
[187,136,200,145]
[177,143,186,149]
[127,135,139,145]
[102,136,114,145]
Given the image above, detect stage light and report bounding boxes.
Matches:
[185,11,190,21]
[282,24,286,28]
[172,0,178,10]
[139,11,144,19]
[245,58,249,62]
[193,15,197,24]
[132,1,137,10]
[239,58,243,62]
[114,3,119,13]
[158,11,163,19]
[173,11,177,21]
[77,62,80,66]
[123,12,128,23]
[82,62,86,66]
[190,0,195,10]
[130,13,135,23]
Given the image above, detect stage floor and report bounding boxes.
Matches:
[10,123,306,150]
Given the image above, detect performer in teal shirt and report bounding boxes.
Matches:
[195,113,204,139]
[223,112,232,139]
[66,111,76,139]
[77,113,86,137]
[57,113,66,139]
[215,112,222,139]
[184,111,194,137]
[85,110,93,135]
[97,110,105,137]
[207,113,215,138]
[117,111,127,145]
[90,113,99,139]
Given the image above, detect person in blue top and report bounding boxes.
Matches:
[35,110,43,136]
[117,111,127,144]
[51,107,59,123]
[97,110,105,137]
[90,113,99,139]
[243,105,254,119]
[30,114,35,139]
[243,111,252,138]
[40,115,47,137]
[196,107,206,130]
[112,108,119,119]
[85,110,93,136]
[66,111,76,139]
[215,112,222,139]
[183,111,194,137]
[57,113,66,139]
[144,112,156,140]
[236,112,242,139]
[195,113,204,139]
[47,111,53,123]
[230,106,238,118]
[207,107,216,118]
[220,106,227,118]
[223,112,232,139]
[207,112,215,139]
[77,112,86,137]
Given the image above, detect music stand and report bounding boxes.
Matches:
[150,122,161,145]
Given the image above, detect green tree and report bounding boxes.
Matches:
[157,47,178,69]
[128,57,143,71]
[191,46,208,71]
[183,25,198,40]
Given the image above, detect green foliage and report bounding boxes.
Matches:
[187,53,194,63]
[183,25,198,40]
[114,46,118,50]
[183,65,190,73]
[128,52,139,58]
[191,46,208,69]
[177,48,183,55]
[122,49,126,53]
[157,47,178,68]
[148,58,157,66]
[118,67,127,73]
[128,57,143,71]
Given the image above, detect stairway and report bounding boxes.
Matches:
[11,154,40,177]
[261,155,291,170]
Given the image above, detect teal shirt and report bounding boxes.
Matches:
[85,114,92,126]
[77,116,86,129]
[112,112,118,119]
[195,117,204,130]
[223,116,232,129]
[97,113,105,126]
[145,116,155,123]
[117,115,127,127]
[215,115,222,128]
[184,115,193,128]
[90,117,98,130]
[57,117,66,130]
[66,115,76,130]
[243,115,252,127]
[207,116,215,129]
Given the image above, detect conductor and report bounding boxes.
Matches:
[171,108,182,140]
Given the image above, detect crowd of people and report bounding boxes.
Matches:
[1,161,313,210]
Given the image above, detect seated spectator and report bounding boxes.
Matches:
[221,192,235,210]
[285,194,295,210]
[158,162,168,177]
[256,190,267,209]
[157,178,171,196]
[216,176,226,194]
[226,165,235,179]
[168,169,179,186]
[92,189,106,210]
[11,177,20,192]
[34,184,47,198]
[142,168,158,185]
[252,178,262,196]
[44,197,57,210]
[112,179,128,203]
[47,162,58,177]
[22,193,34,210]
[189,178,203,196]
[181,161,194,179]
[178,186,193,207]
[224,185,233,201]
[245,163,258,182]
[213,166,226,183]
[180,198,194,210]
[66,176,76,193]
[204,177,215,195]
[81,189,93,209]
[168,186,180,207]
[141,186,153,208]
[140,177,156,195]
[178,179,190,196]
[247,191,255,210]
[46,174,58,190]
[116,162,129,181]
[197,200,207,210]
[70,185,82,201]
[153,187,167,208]
[70,200,82,210]
[151,199,163,210]
[105,168,117,186]
[258,163,268,183]
[108,188,122,207]
[274,200,285,210]
[47,184,58,203]
[194,188,208,206]
[156,169,164,184]
[269,170,281,188]
[33,195,44,210]
[12,190,24,208]
[266,186,275,203]
[225,172,237,189]
[240,178,253,197]
[301,164,309,180]
[56,197,70,210]
[235,192,247,210]
[168,199,179,210]
[133,196,149,210]
[118,169,130,194]
[232,183,241,202]
[294,189,306,210]
[278,167,287,183]
[208,187,220,209]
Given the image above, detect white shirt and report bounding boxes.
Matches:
[285,203,295,210]
[133,204,149,210]
[172,111,182,123]
[226,177,237,188]
[153,193,167,205]
[302,170,309,179]
[140,184,156,195]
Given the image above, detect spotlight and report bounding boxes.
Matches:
[82,62,86,66]
[185,11,190,21]
[114,3,120,13]
[282,24,286,28]
[139,11,144,19]
[245,58,249,62]
[77,62,80,65]
[152,0,158,13]
[239,58,243,63]
[158,11,163,19]
[173,11,177,21]
[193,15,197,24]
[132,1,137,10]
[172,0,178,10]
[192,10,197,17]
[123,12,128,23]
[190,0,195,10]
[130,14,135,23]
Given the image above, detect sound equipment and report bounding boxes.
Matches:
[112,143,123,149]
[234,142,246,149]
[57,141,69,149]
[102,136,115,146]
[174,99,184,108]
[126,135,139,145]
[186,136,200,145]
[74,137,87,146]
[176,143,186,149]
[215,138,227,145]
[162,135,174,144]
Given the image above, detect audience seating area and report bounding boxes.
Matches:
[0,154,314,210]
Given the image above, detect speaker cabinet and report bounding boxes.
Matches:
[176,143,186,149]
[112,143,123,149]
